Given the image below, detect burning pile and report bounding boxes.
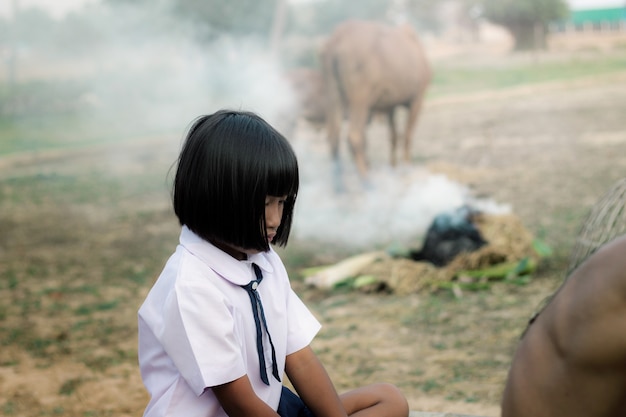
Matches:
[303,212,542,295]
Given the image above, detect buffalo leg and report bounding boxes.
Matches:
[404,93,426,164]
[347,106,370,184]
[326,109,344,193]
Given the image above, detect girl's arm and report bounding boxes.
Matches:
[285,345,348,417]
[212,375,280,417]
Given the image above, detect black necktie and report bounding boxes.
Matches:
[241,264,281,385]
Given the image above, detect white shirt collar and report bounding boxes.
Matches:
[179,225,274,286]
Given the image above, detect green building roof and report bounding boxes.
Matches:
[570,7,626,24]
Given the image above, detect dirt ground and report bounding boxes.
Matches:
[295,64,626,415]
[2,48,626,417]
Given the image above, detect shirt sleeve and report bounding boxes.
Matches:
[160,276,246,396]
[285,287,322,355]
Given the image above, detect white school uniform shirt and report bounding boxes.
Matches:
[138,226,321,417]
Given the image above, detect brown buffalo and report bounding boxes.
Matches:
[320,19,432,188]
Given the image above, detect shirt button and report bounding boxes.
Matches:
[252,281,258,290]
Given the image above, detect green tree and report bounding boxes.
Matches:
[405,0,445,33]
[286,0,392,36]
[480,0,569,50]
[173,0,277,40]
[104,0,278,43]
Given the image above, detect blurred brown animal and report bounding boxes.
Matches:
[320,19,432,188]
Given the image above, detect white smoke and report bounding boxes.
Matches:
[6,0,510,252]
[81,25,295,137]
[4,1,297,138]
[291,133,510,249]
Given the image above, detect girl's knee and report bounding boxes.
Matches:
[373,383,409,415]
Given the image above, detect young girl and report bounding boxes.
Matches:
[138,109,409,417]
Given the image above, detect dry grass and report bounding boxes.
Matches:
[2,50,626,416]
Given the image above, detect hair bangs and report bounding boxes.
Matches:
[267,154,299,199]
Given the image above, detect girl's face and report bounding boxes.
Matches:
[213,195,287,260]
[263,195,286,244]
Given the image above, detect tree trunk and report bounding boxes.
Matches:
[509,22,548,51]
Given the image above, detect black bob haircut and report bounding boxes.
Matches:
[173,109,299,252]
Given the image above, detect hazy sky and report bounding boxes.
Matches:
[568,0,625,8]
[1,0,621,19]
[0,0,98,18]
